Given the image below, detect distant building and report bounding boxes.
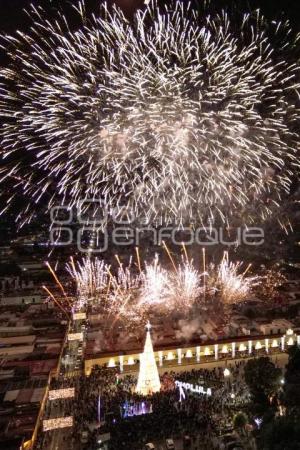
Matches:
[0,246,13,257]
[0,276,34,291]
[258,319,293,335]
[0,294,43,306]
[0,344,34,359]
[0,326,33,337]
[19,262,46,273]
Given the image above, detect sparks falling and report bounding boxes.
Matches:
[0,1,299,226]
[64,249,259,325]
[206,252,259,306]
[66,257,109,302]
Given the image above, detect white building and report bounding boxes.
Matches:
[258,319,293,335]
[0,326,33,337]
[0,294,43,306]
[19,262,46,273]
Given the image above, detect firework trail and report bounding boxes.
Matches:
[0,1,299,226]
[139,252,202,312]
[139,254,170,308]
[66,257,108,301]
[167,262,202,311]
[108,257,143,319]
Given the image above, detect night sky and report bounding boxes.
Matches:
[0,0,299,234]
[0,0,299,67]
[0,0,299,34]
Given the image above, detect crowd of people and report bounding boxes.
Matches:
[34,360,251,450]
[71,361,249,449]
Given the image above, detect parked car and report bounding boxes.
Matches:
[145,444,155,450]
[166,439,175,449]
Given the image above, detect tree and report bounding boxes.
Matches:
[244,357,282,415]
[233,411,248,431]
[259,416,300,450]
[283,345,300,417]
[233,412,257,450]
[286,344,300,374]
[254,347,300,449]
[136,322,161,395]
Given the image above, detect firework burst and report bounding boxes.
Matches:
[66,257,108,298]
[65,250,258,325]
[108,257,143,320]
[157,260,202,312]
[139,255,170,309]
[0,1,299,226]
[206,252,260,306]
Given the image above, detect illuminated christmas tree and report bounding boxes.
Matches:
[136,322,161,395]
